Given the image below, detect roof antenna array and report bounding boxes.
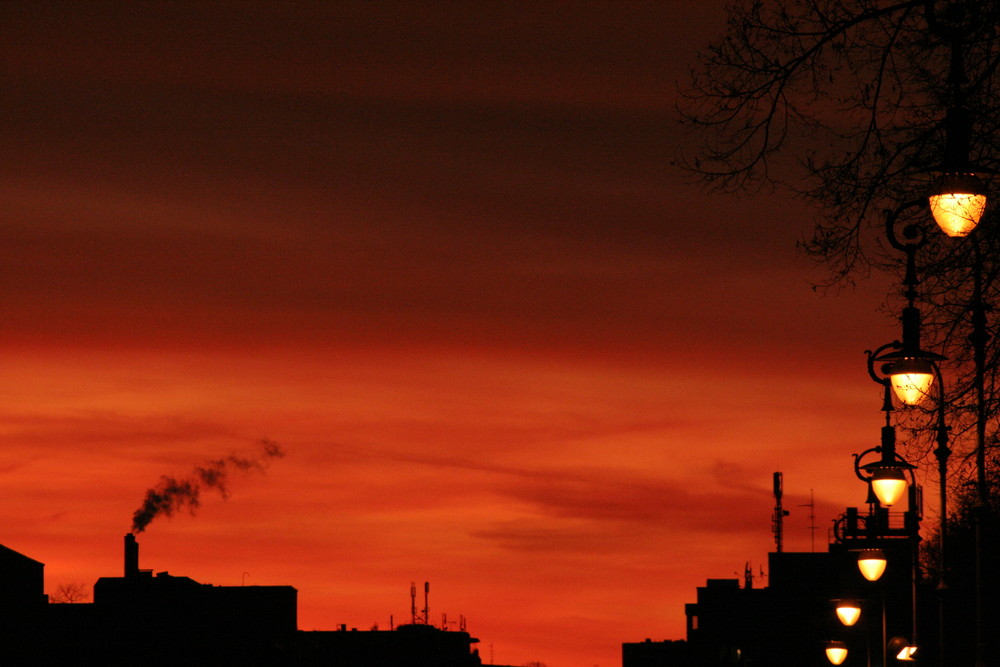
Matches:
[410,581,430,625]
[798,488,817,552]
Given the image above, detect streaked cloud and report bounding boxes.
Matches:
[0,3,901,666]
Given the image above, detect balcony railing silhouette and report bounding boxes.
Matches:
[830,506,920,546]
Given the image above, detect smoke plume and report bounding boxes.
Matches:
[131,439,285,533]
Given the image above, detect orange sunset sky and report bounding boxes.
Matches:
[1,2,920,666]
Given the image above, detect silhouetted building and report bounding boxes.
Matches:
[0,535,484,666]
[0,542,46,609]
[622,638,692,667]
[0,543,48,664]
[296,624,483,667]
[625,502,923,667]
[680,552,848,666]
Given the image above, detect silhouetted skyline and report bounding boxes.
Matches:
[0,3,900,665]
[1,534,487,666]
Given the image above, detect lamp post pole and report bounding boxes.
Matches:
[969,234,988,667]
[926,12,991,663]
[882,588,888,667]
[931,362,951,667]
[877,187,998,665]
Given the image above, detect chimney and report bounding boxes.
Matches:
[124,533,139,578]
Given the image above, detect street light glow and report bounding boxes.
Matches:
[871,467,908,507]
[835,601,861,626]
[888,358,935,406]
[889,636,918,661]
[857,548,887,581]
[825,641,848,665]
[929,173,987,237]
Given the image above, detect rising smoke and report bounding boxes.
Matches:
[130,439,285,533]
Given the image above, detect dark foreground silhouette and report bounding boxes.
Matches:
[0,535,484,667]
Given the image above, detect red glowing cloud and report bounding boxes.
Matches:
[0,3,898,666]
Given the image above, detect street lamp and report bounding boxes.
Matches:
[925,25,994,663]
[885,356,935,407]
[875,203,946,408]
[870,467,908,508]
[929,172,987,237]
[875,197,960,664]
[858,548,888,582]
[927,20,988,238]
[888,636,918,662]
[879,308,942,408]
[890,355,952,665]
[858,444,914,509]
[927,155,993,667]
[835,600,862,627]
[853,364,917,509]
[861,335,927,666]
[825,640,849,665]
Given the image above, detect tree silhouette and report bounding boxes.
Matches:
[681,0,1000,494]
[920,466,1000,664]
[51,582,89,604]
[683,4,1000,663]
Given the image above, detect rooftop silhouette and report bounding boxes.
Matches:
[0,534,486,667]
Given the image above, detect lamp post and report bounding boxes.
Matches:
[967,234,989,667]
[927,99,991,667]
[852,331,927,667]
[874,202,946,411]
[851,435,913,667]
[870,195,970,666]
[927,361,952,667]
[926,15,987,240]
[924,12,992,663]
[876,145,989,667]
[892,354,952,667]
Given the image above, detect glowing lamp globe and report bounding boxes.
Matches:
[825,641,848,665]
[871,467,908,507]
[888,357,935,406]
[858,549,887,581]
[889,636,918,661]
[835,601,861,626]
[929,173,987,237]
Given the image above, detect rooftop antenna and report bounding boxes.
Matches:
[772,472,790,552]
[798,489,817,552]
[410,582,418,624]
[423,581,430,626]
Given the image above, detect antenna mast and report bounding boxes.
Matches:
[423,582,430,626]
[798,488,817,552]
[410,582,417,624]
[772,472,790,552]
[409,581,431,624]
